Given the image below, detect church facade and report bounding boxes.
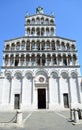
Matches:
[0,7,82,111]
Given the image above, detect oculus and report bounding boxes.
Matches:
[39,77,44,82]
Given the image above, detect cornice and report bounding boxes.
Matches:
[4,36,76,43]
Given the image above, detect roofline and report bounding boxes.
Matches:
[55,36,76,42]
[4,36,76,42]
[25,13,54,18]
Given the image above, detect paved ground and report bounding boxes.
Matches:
[0,110,82,130]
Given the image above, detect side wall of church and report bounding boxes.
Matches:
[0,78,3,104]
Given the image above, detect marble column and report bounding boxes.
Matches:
[2,56,5,66]
[69,76,74,108]
[59,77,63,105]
[32,77,37,108]
[68,77,72,108]
[10,76,14,105]
[58,77,61,104]
[29,54,32,66]
[9,77,12,104]
[50,54,53,66]
[76,77,81,103]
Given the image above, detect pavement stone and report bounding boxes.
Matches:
[0,110,82,130]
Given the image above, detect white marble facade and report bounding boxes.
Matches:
[0,7,82,111]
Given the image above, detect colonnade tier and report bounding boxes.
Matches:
[25,16,54,25]
[25,27,55,36]
[3,53,78,67]
[5,40,76,51]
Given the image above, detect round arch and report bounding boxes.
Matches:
[5,73,11,79]
[50,72,58,79]
[71,72,78,78]
[14,71,22,79]
[35,69,48,77]
[61,70,69,78]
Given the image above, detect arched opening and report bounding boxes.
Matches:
[26,40,30,50]
[71,44,75,51]
[31,54,35,65]
[15,55,19,66]
[41,40,45,50]
[21,40,25,50]
[50,19,54,24]
[36,17,40,24]
[63,54,67,66]
[36,28,40,36]
[61,72,69,108]
[11,43,15,51]
[51,27,54,36]
[51,40,55,50]
[37,54,40,66]
[46,28,49,36]
[67,43,70,51]
[42,54,45,66]
[41,28,45,36]
[71,72,80,103]
[41,17,44,24]
[45,18,49,24]
[20,54,24,66]
[5,44,10,51]
[31,18,35,24]
[52,54,57,65]
[14,73,22,109]
[5,73,11,104]
[26,54,30,66]
[73,54,77,65]
[46,40,50,50]
[61,42,65,50]
[5,55,9,65]
[58,54,61,65]
[50,72,59,104]
[47,54,51,65]
[27,19,30,24]
[32,40,35,50]
[56,40,60,50]
[10,54,14,66]
[68,54,72,65]
[27,28,30,36]
[16,42,20,50]
[37,40,40,50]
[31,28,35,36]
[25,73,33,104]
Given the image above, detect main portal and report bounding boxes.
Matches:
[38,89,46,109]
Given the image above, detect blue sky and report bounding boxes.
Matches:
[0,0,82,74]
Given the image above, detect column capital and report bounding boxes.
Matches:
[68,76,72,79]
[40,54,42,57]
[32,76,35,79]
[11,76,14,79]
[48,76,50,79]
[29,54,32,57]
[58,76,60,79]
[22,76,25,79]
